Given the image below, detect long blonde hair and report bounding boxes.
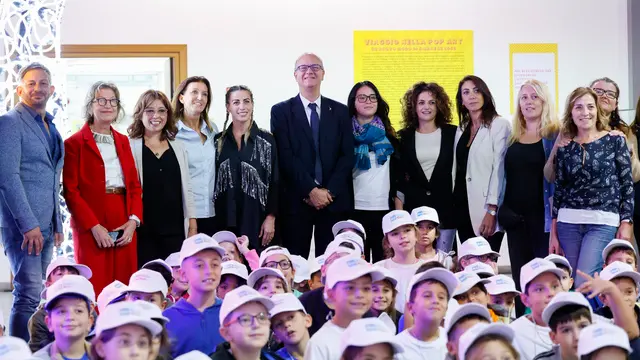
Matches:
[509,79,560,144]
[561,87,609,138]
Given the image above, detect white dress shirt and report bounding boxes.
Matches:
[299,93,322,124]
[93,132,125,188]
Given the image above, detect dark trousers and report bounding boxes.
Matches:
[351,209,387,263]
[196,216,219,237]
[280,206,348,258]
[137,226,185,268]
[456,208,505,252]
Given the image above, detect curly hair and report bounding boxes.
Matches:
[401,82,452,131]
[561,87,609,138]
[127,90,177,141]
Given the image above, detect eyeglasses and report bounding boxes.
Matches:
[592,87,617,100]
[144,108,168,118]
[295,64,323,73]
[94,98,120,107]
[470,254,499,263]
[264,260,292,270]
[225,312,270,327]
[356,94,378,103]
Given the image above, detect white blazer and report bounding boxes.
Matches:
[454,116,511,236]
[128,137,196,237]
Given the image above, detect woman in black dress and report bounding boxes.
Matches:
[214,85,278,252]
[128,90,197,266]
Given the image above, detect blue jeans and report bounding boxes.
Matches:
[556,222,617,288]
[1,224,54,341]
[436,229,457,253]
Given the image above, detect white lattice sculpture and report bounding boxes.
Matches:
[0,0,73,258]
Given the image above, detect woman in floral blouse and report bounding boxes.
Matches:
[550,87,634,287]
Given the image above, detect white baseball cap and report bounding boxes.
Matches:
[459,237,499,259]
[247,267,289,291]
[174,351,211,360]
[142,259,172,275]
[407,268,458,301]
[45,256,92,280]
[291,255,310,283]
[411,206,440,225]
[465,262,496,277]
[542,292,593,326]
[95,301,162,337]
[544,254,573,276]
[135,300,170,323]
[602,239,637,262]
[578,322,632,357]
[326,256,385,290]
[44,275,96,311]
[444,303,492,335]
[221,260,249,281]
[333,232,364,254]
[375,266,399,288]
[310,255,326,275]
[127,269,169,298]
[324,239,360,260]
[220,285,275,324]
[485,275,520,295]
[269,293,307,317]
[382,210,415,234]
[97,280,128,314]
[332,220,366,239]
[0,336,35,359]
[259,246,292,267]
[600,261,640,284]
[520,258,565,293]
[459,323,515,360]
[165,252,181,268]
[453,271,491,297]
[212,230,238,245]
[338,318,405,356]
[179,234,226,264]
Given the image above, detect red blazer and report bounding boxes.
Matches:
[63,123,142,232]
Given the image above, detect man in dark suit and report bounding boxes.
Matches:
[0,63,64,341]
[270,53,354,257]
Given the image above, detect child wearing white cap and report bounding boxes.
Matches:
[395,266,458,360]
[32,275,95,360]
[510,258,566,360]
[135,300,171,360]
[411,206,454,271]
[371,267,402,330]
[291,255,311,293]
[544,254,574,292]
[452,272,499,323]
[485,275,520,324]
[165,252,190,304]
[96,280,128,314]
[163,234,227,357]
[443,303,492,359]
[28,257,92,353]
[578,322,632,360]
[593,261,640,333]
[218,260,249,300]
[248,267,290,297]
[305,256,384,360]
[339,318,404,360]
[270,293,312,360]
[457,323,518,360]
[211,286,277,360]
[307,255,325,292]
[602,238,638,271]
[90,301,162,360]
[141,259,174,293]
[259,246,300,297]
[124,268,169,310]
[457,237,499,274]
[375,210,425,314]
[213,231,260,270]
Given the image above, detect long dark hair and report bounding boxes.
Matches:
[590,77,628,134]
[456,75,499,129]
[171,76,214,131]
[216,85,254,157]
[347,81,396,138]
[401,81,452,131]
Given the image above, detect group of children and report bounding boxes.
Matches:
[2,206,640,360]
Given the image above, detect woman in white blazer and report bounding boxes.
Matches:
[127,90,197,266]
[453,75,511,252]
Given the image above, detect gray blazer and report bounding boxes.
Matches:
[128,137,196,235]
[0,103,64,234]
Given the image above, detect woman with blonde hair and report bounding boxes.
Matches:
[501,80,559,311]
[128,90,197,266]
[550,87,633,288]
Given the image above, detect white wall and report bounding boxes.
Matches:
[60,0,630,129]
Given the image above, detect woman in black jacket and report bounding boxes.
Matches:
[397,82,457,253]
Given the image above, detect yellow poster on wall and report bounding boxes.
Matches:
[509,43,558,114]
[354,30,474,129]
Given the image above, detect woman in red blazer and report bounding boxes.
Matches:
[63,81,142,293]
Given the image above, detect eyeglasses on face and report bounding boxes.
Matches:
[94,98,120,107]
[144,108,168,118]
[264,260,292,270]
[295,64,323,73]
[225,312,270,327]
[592,87,617,100]
[356,94,378,103]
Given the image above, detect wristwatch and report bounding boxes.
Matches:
[487,209,497,216]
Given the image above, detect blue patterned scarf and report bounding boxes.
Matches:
[353,116,394,170]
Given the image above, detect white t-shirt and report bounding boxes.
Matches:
[394,327,448,360]
[353,152,391,210]
[510,316,553,360]
[305,321,345,360]
[415,129,442,181]
[374,259,425,313]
